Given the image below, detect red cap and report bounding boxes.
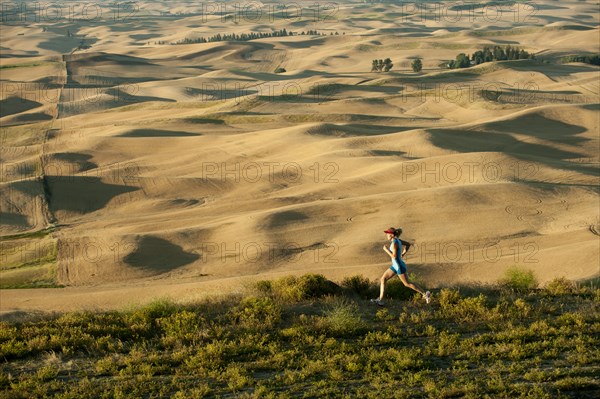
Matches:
[383,228,395,234]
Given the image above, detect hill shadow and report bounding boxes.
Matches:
[0,97,43,118]
[118,129,201,137]
[46,176,140,214]
[427,128,598,178]
[0,212,28,227]
[481,113,589,145]
[263,210,310,229]
[306,123,414,137]
[105,88,177,104]
[50,153,97,172]
[6,113,52,125]
[124,235,199,272]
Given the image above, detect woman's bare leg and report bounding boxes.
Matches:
[379,268,397,300]
[398,273,426,296]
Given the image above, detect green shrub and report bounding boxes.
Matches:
[437,289,499,322]
[130,298,180,322]
[254,279,272,294]
[554,376,599,391]
[157,310,204,346]
[437,288,462,307]
[36,364,58,381]
[264,274,340,302]
[440,294,493,323]
[544,277,574,295]
[229,296,281,328]
[384,278,419,300]
[341,275,374,297]
[500,266,538,292]
[317,299,364,336]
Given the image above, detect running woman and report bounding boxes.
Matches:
[371,227,431,306]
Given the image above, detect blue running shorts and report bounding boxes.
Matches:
[390,258,407,275]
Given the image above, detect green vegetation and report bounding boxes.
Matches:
[560,55,600,66]
[161,29,335,45]
[411,58,423,73]
[0,229,59,289]
[371,58,393,72]
[500,266,539,292]
[1,227,56,242]
[0,62,47,70]
[1,274,598,398]
[446,45,534,69]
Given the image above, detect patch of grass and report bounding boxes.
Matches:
[0,264,60,288]
[183,116,226,124]
[426,42,473,50]
[221,114,277,124]
[1,273,598,398]
[0,235,58,288]
[316,298,365,336]
[0,62,55,69]
[106,100,224,113]
[0,227,55,241]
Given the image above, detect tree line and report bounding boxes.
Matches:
[153,29,343,45]
[446,45,534,69]
[560,55,600,66]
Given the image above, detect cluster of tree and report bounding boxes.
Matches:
[560,55,600,66]
[157,29,340,45]
[447,45,534,69]
[174,29,292,44]
[411,58,422,72]
[371,58,393,72]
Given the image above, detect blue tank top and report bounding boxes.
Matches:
[390,238,402,262]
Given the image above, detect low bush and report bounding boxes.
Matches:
[158,310,204,346]
[545,277,575,295]
[256,274,340,302]
[317,298,365,336]
[340,274,374,298]
[500,266,538,292]
[228,296,281,328]
[382,278,417,301]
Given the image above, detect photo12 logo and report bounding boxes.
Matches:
[201,161,340,184]
[198,1,339,23]
[0,1,139,23]
[0,237,55,268]
[0,75,140,106]
[1,160,141,184]
[399,81,553,105]
[188,81,340,104]
[199,241,339,264]
[400,160,539,184]
[58,239,136,265]
[411,240,539,264]
[399,1,538,24]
